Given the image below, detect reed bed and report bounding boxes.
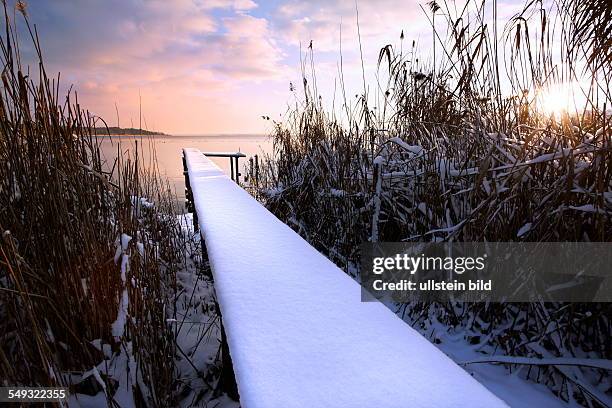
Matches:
[253,0,611,405]
[0,4,188,406]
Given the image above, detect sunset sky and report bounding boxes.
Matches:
[21,0,525,135]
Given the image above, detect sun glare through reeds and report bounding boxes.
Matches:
[536,81,589,117]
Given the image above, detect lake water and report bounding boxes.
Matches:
[100,134,272,205]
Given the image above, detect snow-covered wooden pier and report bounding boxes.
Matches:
[182,147,507,408]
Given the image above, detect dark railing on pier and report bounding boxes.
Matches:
[201,151,246,183]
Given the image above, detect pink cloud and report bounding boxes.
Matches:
[26,0,289,133]
[27,0,530,134]
[274,0,427,52]
[200,0,258,11]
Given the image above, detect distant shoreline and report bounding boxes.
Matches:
[99,133,268,138]
[104,133,167,137]
[94,127,167,136]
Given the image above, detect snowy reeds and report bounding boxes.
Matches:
[0,4,182,405]
[254,0,611,404]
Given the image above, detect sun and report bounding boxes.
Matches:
[536,82,584,117]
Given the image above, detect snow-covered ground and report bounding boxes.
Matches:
[68,212,234,408]
[414,317,571,408]
[68,232,143,408]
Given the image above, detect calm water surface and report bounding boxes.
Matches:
[100,134,272,204]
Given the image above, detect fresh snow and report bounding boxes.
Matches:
[373,154,386,165]
[387,136,425,155]
[568,204,609,214]
[183,148,507,408]
[422,322,572,408]
[112,233,131,338]
[68,341,140,408]
[517,222,532,237]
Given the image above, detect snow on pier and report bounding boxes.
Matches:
[183,147,507,408]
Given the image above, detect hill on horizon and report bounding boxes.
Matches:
[94,126,166,136]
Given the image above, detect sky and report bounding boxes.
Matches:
[16,0,526,135]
